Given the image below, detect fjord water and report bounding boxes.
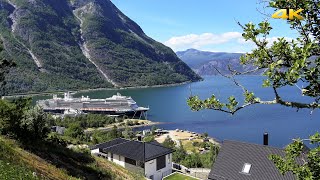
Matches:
[36,76,320,148]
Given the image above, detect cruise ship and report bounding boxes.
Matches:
[37,92,149,117]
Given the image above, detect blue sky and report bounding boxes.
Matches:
[112,0,298,53]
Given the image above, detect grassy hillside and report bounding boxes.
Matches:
[0,136,143,180]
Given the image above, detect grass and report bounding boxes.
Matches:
[181,139,202,153]
[163,172,198,180]
[0,136,143,180]
[94,157,144,180]
[0,160,38,180]
[0,136,73,180]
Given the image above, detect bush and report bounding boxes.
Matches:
[143,135,155,142]
[55,114,116,129]
[0,98,49,142]
[162,136,175,149]
[65,123,84,140]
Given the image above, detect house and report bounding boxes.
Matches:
[90,138,174,180]
[208,136,307,180]
[143,129,151,136]
[51,126,65,135]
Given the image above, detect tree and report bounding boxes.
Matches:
[151,125,157,135]
[122,126,133,139]
[0,98,50,141]
[270,133,320,179]
[187,0,319,179]
[65,123,84,140]
[143,135,155,142]
[21,106,50,140]
[162,136,175,149]
[0,40,15,96]
[203,132,209,138]
[172,145,187,163]
[188,1,319,114]
[0,98,31,139]
[110,125,120,139]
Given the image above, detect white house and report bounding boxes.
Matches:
[90,138,173,180]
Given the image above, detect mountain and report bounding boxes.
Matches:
[176,49,257,76]
[0,0,200,94]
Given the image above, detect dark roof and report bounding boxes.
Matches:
[208,140,298,180]
[90,138,129,150]
[94,138,174,162]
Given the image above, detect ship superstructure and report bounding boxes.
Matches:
[37,92,149,118]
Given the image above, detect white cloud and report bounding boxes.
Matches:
[238,36,294,46]
[235,36,296,52]
[164,32,242,51]
[164,32,295,53]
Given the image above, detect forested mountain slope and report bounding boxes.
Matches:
[0,0,200,94]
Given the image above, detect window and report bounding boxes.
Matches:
[241,163,251,174]
[167,154,171,164]
[111,153,113,161]
[156,155,166,170]
[125,157,136,166]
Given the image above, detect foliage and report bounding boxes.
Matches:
[91,127,122,145]
[203,132,209,138]
[65,123,84,140]
[0,0,201,94]
[172,145,187,163]
[0,98,49,141]
[0,40,15,96]
[22,106,50,140]
[0,160,38,180]
[187,0,320,178]
[122,126,134,139]
[270,133,320,180]
[0,136,77,180]
[169,140,219,169]
[143,135,155,142]
[188,1,319,114]
[162,136,175,149]
[151,125,157,135]
[55,114,116,129]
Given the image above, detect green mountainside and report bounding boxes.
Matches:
[0,0,200,94]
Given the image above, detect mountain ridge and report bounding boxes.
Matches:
[0,0,200,94]
[176,49,258,76]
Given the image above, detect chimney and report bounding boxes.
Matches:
[263,132,268,146]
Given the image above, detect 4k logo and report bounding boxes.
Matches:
[272,9,304,20]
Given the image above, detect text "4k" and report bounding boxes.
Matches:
[272,9,304,20]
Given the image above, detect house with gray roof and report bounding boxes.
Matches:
[90,138,174,180]
[208,139,304,180]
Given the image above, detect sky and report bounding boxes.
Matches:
[112,0,299,53]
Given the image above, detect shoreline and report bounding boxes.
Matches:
[2,74,266,98]
[2,81,194,98]
[84,120,168,133]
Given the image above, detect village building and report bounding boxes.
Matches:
[90,138,174,180]
[208,135,307,180]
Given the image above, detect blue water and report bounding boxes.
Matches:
[34,76,320,148]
